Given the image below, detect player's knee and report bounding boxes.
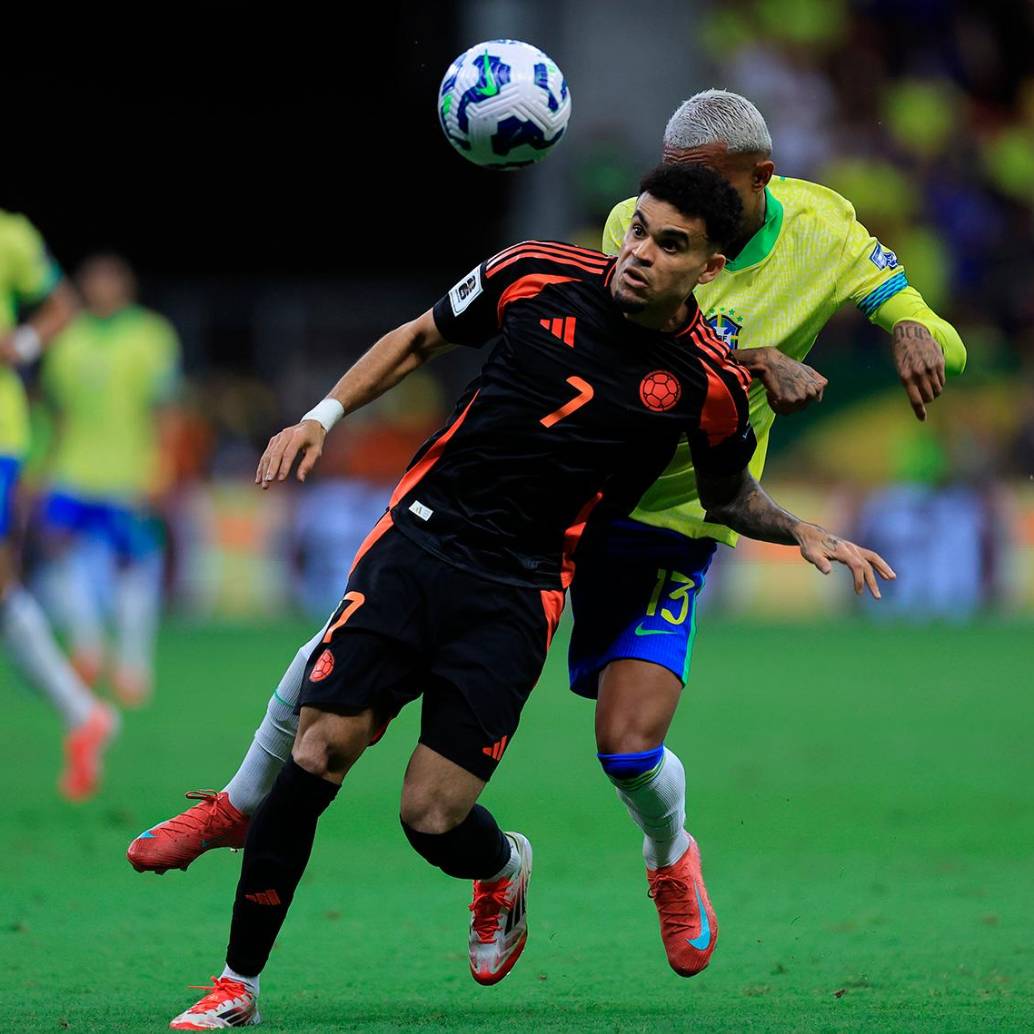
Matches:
[292,721,356,780]
[597,743,665,783]
[399,786,468,835]
[596,724,665,757]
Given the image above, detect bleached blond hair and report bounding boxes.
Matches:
[663,89,772,155]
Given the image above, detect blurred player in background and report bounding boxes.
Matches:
[38,254,180,706]
[0,212,118,799]
[127,89,964,979]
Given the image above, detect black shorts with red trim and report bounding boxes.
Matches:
[299,518,564,781]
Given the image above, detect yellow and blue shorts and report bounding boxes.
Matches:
[568,518,716,697]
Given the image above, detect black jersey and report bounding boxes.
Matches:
[386,240,756,590]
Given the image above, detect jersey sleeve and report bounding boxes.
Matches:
[686,355,758,476]
[833,206,909,318]
[870,284,967,376]
[6,214,62,306]
[431,259,497,347]
[601,197,636,256]
[432,241,608,347]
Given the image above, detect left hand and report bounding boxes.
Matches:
[793,522,896,599]
[892,321,945,422]
[732,347,828,415]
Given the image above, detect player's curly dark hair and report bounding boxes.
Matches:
[638,163,742,250]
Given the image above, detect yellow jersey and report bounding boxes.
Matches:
[42,305,180,499]
[602,176,967,546]
[0,211,62,457]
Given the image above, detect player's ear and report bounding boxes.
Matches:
[697,252,726,285]
[752,159,775,191]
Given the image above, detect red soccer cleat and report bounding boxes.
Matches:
[59,703,119,802]
[468,832,533,986]
[646,835,718,977]
[169,976,260,1029]
[127,790,249,874]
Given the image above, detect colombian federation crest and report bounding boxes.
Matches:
[705,307,743,350]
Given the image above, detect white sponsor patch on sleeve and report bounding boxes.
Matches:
[869,242,899,271]
[448,265,483,315]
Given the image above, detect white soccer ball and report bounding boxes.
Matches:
[438,39,571,170]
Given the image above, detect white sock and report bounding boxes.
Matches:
[220,965,259,995]
[49,544,106,664]
[485,835,519,882]
[1,586,96,729]
[610,747,691,869]
[222,621,329,814]
[113,555,162,679]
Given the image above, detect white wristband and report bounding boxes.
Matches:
[301,398,344,433]
[10,325,42,364]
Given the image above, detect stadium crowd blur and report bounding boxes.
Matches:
[13,0,1034,634]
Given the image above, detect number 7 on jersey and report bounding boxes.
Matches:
[540,376,594,428]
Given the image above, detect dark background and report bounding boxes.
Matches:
[9,3,508,276]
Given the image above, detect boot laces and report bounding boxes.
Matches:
[161,791,223,836]
[469,879,513,943]
[186,976,251,1011]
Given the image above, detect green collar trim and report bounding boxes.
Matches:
[724,187,783,271]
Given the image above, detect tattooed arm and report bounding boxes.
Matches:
[890,320,945,421]
[697,466,895,598]
[731,347,828,415]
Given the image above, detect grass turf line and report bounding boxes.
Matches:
[3,619,1032,1032]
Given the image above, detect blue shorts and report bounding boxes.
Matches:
[0,455,21,539]
[41,491,159,561]
[568,518,716,698]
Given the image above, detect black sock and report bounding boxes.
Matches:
[225,759,339,976]
[400,804,511,880]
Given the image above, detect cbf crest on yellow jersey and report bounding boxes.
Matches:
[0,211,62,457]
[602,175,965,546]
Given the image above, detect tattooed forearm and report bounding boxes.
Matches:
[701,472,806,545]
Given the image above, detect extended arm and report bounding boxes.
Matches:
[255,308,452,487]
[697,465,895,597]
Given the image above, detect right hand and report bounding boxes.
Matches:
[255,419,327,489]
[733,347,828,415]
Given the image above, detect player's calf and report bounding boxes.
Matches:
[401,806,532,985]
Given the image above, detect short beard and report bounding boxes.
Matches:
[611,286,648,314]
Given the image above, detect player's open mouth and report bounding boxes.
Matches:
[621,267,649,289]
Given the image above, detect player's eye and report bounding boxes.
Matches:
[631,222,645,237]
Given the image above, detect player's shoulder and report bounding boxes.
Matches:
[483,240,611,282]
[0,208,45,249]
[127,304,174,332]
[605,196,637,227]
[771,176,858,227]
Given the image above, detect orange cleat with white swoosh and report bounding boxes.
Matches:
[646,835,718,976]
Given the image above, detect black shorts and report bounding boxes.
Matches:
[300,516,564,781]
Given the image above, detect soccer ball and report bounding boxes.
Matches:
[438,39,571,170]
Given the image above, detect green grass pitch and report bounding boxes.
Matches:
[3,618,1032,1032]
